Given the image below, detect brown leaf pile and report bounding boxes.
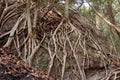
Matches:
[0,48,55,80]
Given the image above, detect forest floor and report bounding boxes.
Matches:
[0,47,55,80]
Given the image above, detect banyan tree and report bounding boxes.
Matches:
[0,0,120,80]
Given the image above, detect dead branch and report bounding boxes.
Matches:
[86,0,120,33]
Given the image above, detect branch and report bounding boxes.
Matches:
[3,13,25,47]
[0,31,10,38]
[86,0,120,33]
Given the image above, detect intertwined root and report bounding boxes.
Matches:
[0,1,120,80]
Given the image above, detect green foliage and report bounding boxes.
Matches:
[116,12,120,24]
